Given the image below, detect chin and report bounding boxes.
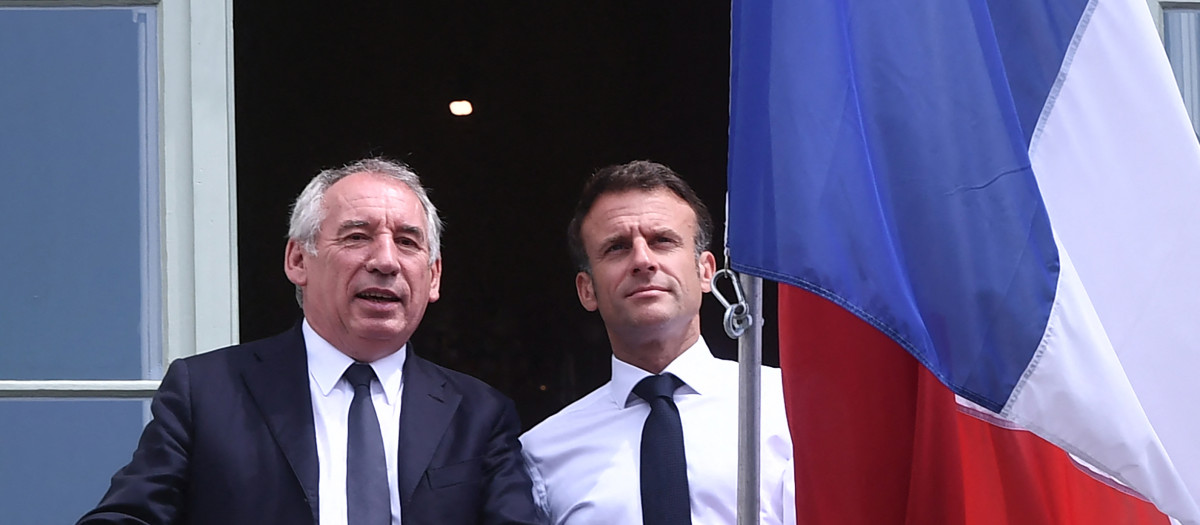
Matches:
[352,322,407,342]
[626,311,677,328]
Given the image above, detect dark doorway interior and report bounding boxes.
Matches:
[233,2,777,427]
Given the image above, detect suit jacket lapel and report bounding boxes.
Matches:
[240,325,320,518]
[398,348,462,504]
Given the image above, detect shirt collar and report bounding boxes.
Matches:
[302,319,407,405]
[610,337,716,409]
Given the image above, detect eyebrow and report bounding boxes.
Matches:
[334,220,424,240]
[396,224,425,242]
[599,232,629,248]
[639,226,681,241]
[335,220,369,235]
[598,226,680,247]
[651,227,682,239]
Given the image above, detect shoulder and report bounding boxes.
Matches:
[705,354,786,394]
[161,327,304,386]
[406,353,514,407]
[520,384,613,448]
[187,326,302,362]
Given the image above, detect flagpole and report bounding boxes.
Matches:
[737,274,762,525]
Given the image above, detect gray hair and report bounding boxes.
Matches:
[288,157,443,261]
[288,158,444,305]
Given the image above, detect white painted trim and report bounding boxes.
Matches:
[161,0,196,366]
[186,0,238,356]
[1152,1,1166,37]
[161,0,238,364]
[137,3,166,385]
[0,381,161,398]
[1154,1,1200,38]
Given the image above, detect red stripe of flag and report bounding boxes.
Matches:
[779,283,1169,524]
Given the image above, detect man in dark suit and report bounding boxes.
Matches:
[79,158,541,525]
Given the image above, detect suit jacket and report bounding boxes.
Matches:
[78,325,541,525]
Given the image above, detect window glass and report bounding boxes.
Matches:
[0,7,161,380]
[0,399,149,523]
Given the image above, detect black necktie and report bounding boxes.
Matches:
[633,373,692,525]
[344,363,390,525]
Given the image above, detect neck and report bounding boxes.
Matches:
[304,319,406,363]
[608,318,701,374]
[340,344,403,364]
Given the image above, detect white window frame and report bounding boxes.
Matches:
[0,0,237,399]
[1152,0,1200,142]
[1150,1,1200,38]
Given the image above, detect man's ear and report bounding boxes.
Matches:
[427,258,443,303]
[575,271,598,311]
[698,250,717,293]
[284,239,308,287]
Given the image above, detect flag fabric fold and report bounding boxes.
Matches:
[728,0,1200,522]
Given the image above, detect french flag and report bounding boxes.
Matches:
[727,0,1200,523]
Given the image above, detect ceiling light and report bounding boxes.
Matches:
[449,100,473,116]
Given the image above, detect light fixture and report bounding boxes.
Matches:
[449,100,473,116]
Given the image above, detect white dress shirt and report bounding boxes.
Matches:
[520,337,795,525]
[304,320,406,525]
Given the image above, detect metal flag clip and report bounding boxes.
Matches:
[711,268,753,338]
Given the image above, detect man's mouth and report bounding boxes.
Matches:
[627,286,667,298]
[357,291,401,303]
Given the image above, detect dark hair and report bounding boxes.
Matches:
[567,160,713,272]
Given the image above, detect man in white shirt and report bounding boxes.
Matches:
[81,158,541,525]
[520,160,795,524]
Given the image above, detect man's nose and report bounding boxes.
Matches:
[630,238,658,274]
[365,237,401,275]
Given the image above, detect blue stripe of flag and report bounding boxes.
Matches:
[728,0,1086,412]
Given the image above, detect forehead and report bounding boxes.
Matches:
[321,172,425,228]
[581,189,696,240]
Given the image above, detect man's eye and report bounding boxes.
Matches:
[603,243,627,254]
[397,237,418,248]
[346,233,369,241]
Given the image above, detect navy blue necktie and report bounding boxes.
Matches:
[633,373,692,525]
[344,363,390,525]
